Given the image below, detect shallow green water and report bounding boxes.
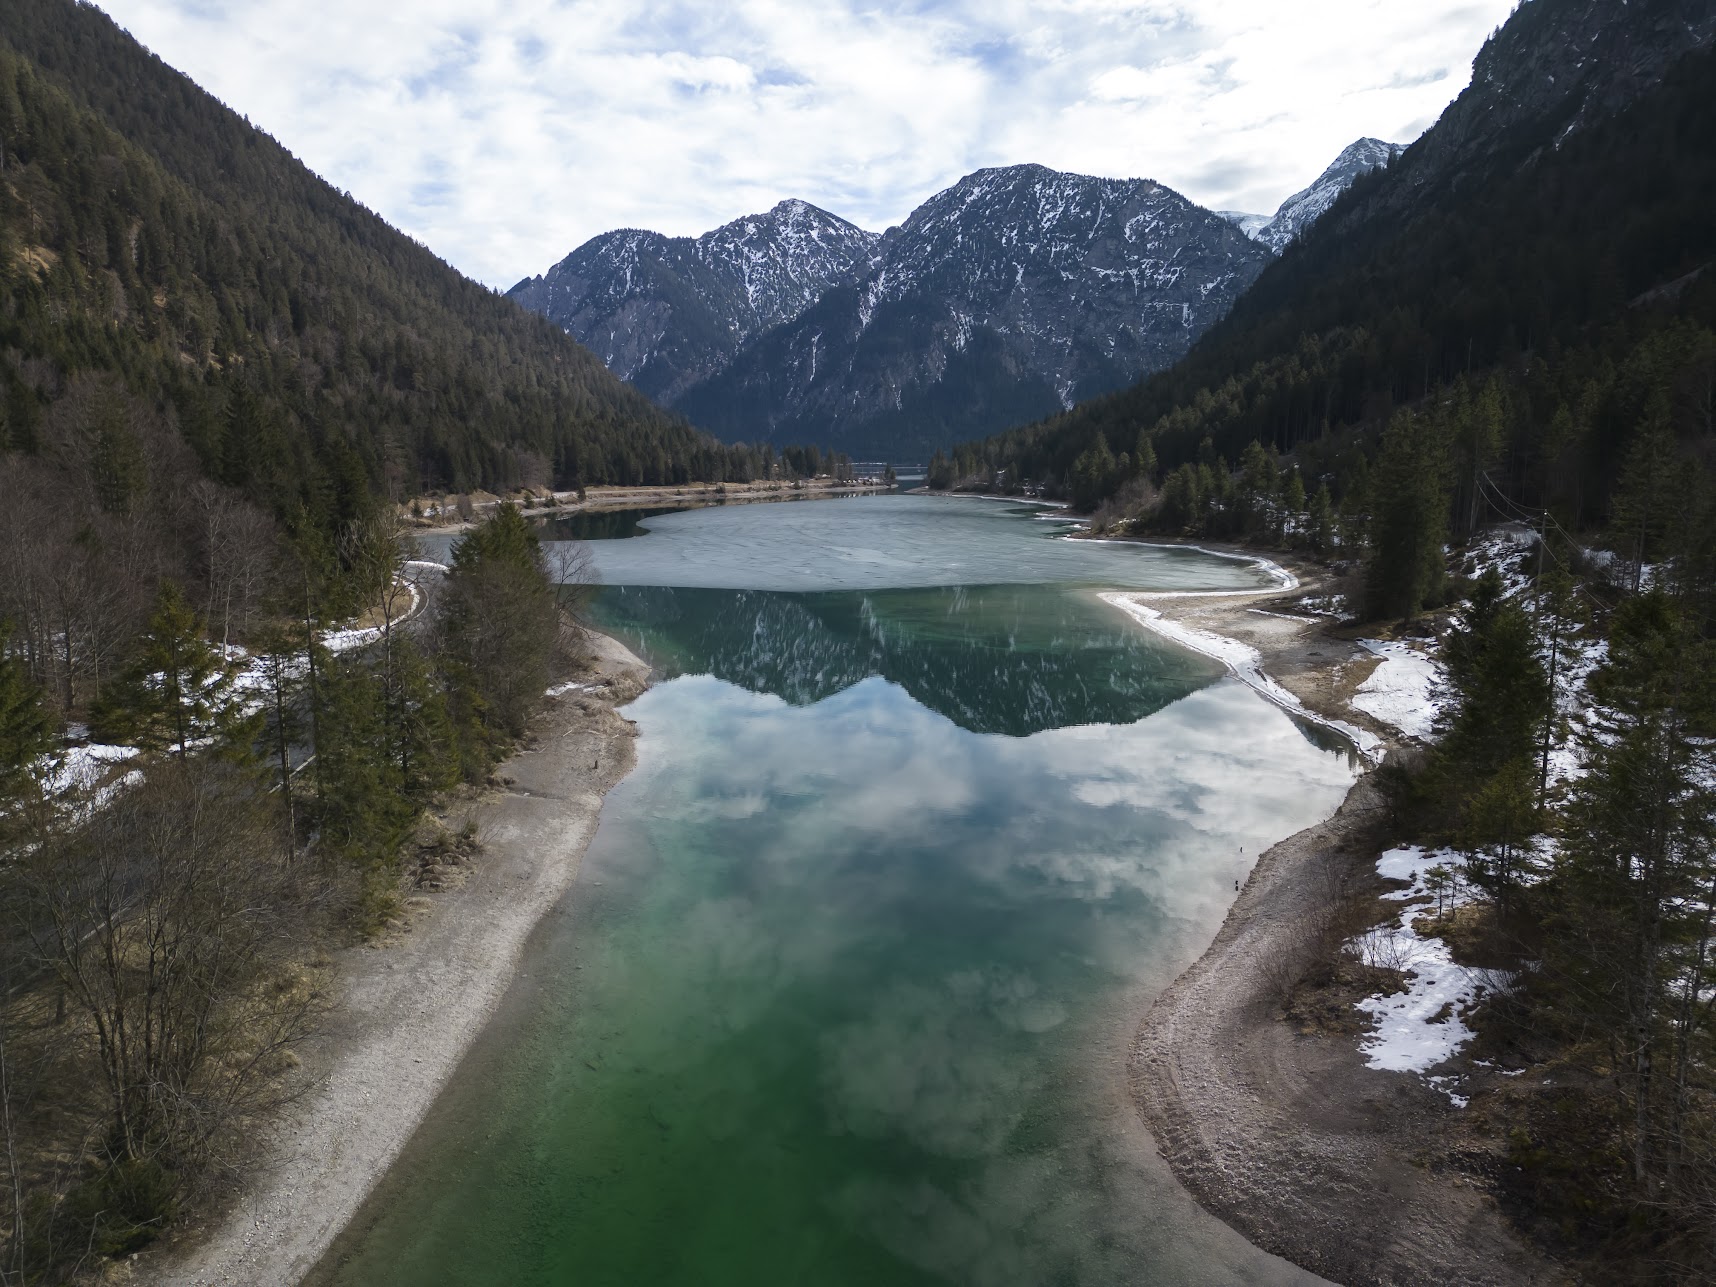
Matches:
[321,501,1353,1286]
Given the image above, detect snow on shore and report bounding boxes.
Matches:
[1101,593,1384,763]
[1353,847,1513,1100]
[1351,640,1445,741]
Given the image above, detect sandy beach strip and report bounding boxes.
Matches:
[150,632,652,1287]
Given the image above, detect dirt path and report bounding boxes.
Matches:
[1108,560,1563,1285]
[149,633,651,1287]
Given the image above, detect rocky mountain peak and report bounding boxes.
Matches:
[673,165,1270,455]
[1221,137,1406,253]
[505,198,878,404]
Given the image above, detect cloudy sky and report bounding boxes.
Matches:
[97,0,1514,290]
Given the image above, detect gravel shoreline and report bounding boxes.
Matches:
[149,632,652,1287]
[1113,569,1560,1286]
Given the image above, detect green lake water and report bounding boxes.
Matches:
[324,498,1355,1286]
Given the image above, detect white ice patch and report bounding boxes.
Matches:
[322,625,383,654]
[42,743,140,797]
[1351,640,1445,741]
[545,680,595,697]
[1353,846,1514,1096]
[1101,593,1383,763]
[1294,593,1349,620]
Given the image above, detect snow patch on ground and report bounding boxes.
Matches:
[1544,632,1608,787]
[1351,640,1445,741]
[545,680,595,698]
[322,626,384,654]
[1353,846,1514,1099]
[1101,593,1383,763]
[43,743,140,797]
[1294,593,1349,620]
[1464,524,1537,599]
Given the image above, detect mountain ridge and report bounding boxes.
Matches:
[508,199,878,405]
[515,162,1284,458]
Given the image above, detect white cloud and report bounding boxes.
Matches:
[93,0,1514,288]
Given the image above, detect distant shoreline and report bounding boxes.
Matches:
[409,477,893,538]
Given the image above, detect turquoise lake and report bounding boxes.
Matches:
[321,497,1354,1285]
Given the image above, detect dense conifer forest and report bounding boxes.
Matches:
[0,0,801,506]
[949,38,1716,537]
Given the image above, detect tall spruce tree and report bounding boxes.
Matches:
[439,505,560,779]
[1364,410,1451,620]
[90,582,252,760]
[1551,591,1716,1188]
[1431,570,1552,908]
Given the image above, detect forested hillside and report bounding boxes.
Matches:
[962,6,1716,534]
[0,0,772,507]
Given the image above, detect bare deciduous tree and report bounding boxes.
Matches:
[11,764,315,1175]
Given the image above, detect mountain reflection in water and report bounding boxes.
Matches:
[588,583,1224,738]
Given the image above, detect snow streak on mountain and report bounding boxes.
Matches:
[511,165,1269,457]
[508,200,878,405]
[1220,138,1406,253]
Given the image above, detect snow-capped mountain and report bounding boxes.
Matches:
[506,200,878,404]
[513,164,1267,458]
[1216,211,1272,240]
[1221,138,1406,254]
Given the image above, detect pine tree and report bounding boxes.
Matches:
[1611,396,1682,588]
[1237,440,1277,539]
[1364,410,1451,620]
[439,505,559,778]
[1435,569,1552,792]
[1134,432,1158,485]
[1281,468,1307,545]
[0,642,51,805]
[1454,376,1506,538]
[88,387,145,516]
[252,622,311,859]
[90,582,253,760]
[1551,591,1716,1187]
[1306,480,1335,555]
[1069,435,1116,511]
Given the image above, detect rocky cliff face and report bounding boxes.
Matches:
[1373,0,1716,212]
[506,200,878,405]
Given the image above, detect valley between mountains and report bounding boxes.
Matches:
[3,0,1716,1285]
